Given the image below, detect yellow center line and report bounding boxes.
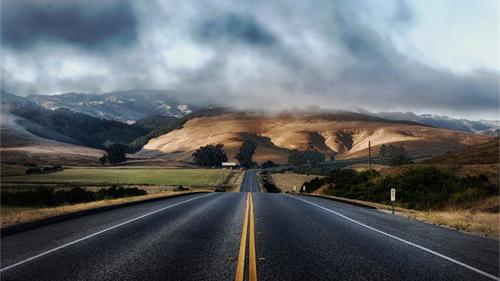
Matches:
[234,192,258,281]
[248,192,257,281]
[235,193,250,281]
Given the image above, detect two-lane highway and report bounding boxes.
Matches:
[1,170,499,281]
[240,170,260,192]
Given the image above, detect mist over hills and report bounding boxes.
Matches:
[5,90,499,134]
[26,90,197,123]
[0,90,497,165]
[358,109,499,135]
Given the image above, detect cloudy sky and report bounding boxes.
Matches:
[1,0,498,119]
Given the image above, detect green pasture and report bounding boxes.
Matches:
[2,168,233,186]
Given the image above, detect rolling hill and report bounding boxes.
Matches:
[422,138,499,165]
[357,109,499,135]
[1,108,103,166]
[139,111,491,164]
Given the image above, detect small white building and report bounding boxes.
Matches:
[221,162,237,169]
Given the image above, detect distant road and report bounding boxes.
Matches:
[239,170,260,192]
[1,171,499,281]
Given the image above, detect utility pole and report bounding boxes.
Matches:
[368,140,372,171]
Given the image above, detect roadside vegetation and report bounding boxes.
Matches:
[302,167,498,211]
[0,189,207,227]
[259,171,281,193]
[271,172,322,192]
[1,186,147,207]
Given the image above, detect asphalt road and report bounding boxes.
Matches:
[1,171,498,281]
[239,170,260,192]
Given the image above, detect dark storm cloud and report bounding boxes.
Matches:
[196,13,277,47]
[1,0,497,118]
[1,0,137,51]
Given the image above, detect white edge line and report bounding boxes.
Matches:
[0,193,215,273]
[288,195,500,281]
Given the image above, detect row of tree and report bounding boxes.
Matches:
[102,141,413,168]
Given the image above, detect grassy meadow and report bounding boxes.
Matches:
[2,167,233,187]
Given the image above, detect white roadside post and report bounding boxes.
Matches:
[390,188,396,214]
[293,185,296,192]
[302,186,306,192]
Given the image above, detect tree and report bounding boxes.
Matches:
[261,160,277,169]
[99,154,107,165]
[287,149,325,167]
[287,149,305,167]
[379,144,413,166]
[235,140,257,168]
[192,144,228,167]
[105,143,126,165]
[303,150,326,166]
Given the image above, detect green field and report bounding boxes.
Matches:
[2,168,233,186]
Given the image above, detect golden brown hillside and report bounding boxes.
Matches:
[422,138,499,165]
[138,112,490,164]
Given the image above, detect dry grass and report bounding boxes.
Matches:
[227,170,245,191]
[272,172,323,192]
[309,193,500,238]
[422,139,499,165]
[347,163,389,172]
[405,209,499,238]
[0,190,211,228]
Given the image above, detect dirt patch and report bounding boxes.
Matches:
[272,172,323,192]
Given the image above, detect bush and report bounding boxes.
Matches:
[261,160,277,169]
[319,167,498,210]
[1,186,147,207]
[260,171,281,193]
[175,185,190,192]
[26,167,42,174]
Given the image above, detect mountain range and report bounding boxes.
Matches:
[0,90,497,165]
[26,90,197,123]
[355,108,499,135]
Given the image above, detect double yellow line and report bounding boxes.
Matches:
[235,193,257,281]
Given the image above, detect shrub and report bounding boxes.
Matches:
[261,160,277,169]
[1,186,147,207]
[26,167,42,174]
[175,185,190,192]
[320,167,498,211]
[260,171,281,193]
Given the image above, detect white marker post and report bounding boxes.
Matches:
[293,185,296,192]
[302,186,306,192]
[390,188,396,214]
